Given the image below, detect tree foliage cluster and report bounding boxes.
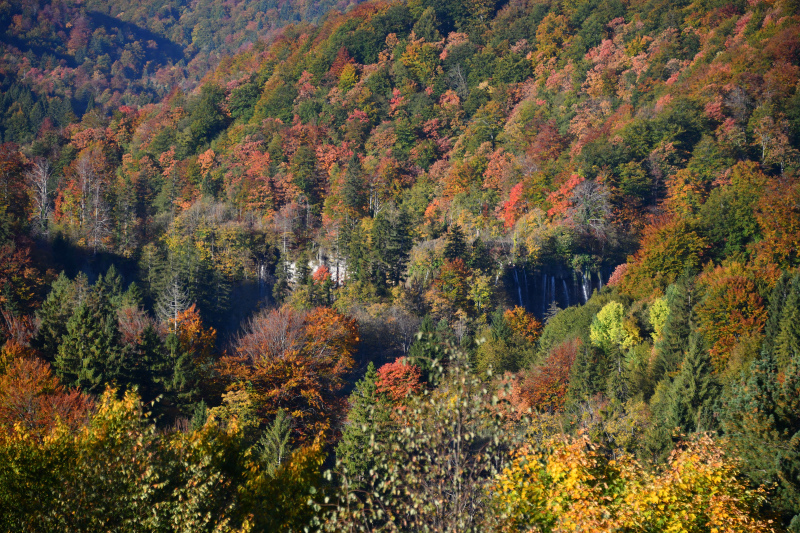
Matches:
[1,0,800,529]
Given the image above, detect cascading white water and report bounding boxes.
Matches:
[513,268,523,307]
[562,278,570,308]
[522,267,529,307]
[550,276,555,308]
[581,270,590,303]
[597,270,603,290]
[541,273,547,316]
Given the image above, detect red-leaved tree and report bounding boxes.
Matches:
[376,357,422,404]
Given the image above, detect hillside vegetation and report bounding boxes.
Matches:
[1,0,800,530]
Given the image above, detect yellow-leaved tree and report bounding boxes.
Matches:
[491,434,775,533]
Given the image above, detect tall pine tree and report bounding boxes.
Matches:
[335,362,393,487]
[722,350,800,529]
[33,272,88,361]
[443,223,467,261]
[774,274,800,369]
[763,272,791,360]
[652,280,694,385]
[54,284,124,393]
[666,333,720,434]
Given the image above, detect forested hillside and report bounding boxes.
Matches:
[1,0,800,530]
[0,0,361,144]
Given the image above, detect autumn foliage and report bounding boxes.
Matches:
[376,357,423,403]
[504,306,543,344]
[511,338,580,413]
[695,263,767,372]
[0,357,93,438]
[222,305,358,439]
[492,434,775,533]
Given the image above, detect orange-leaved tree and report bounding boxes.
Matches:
[376,357,422,405]
[751,179,800,272]
[694,262,767,373]
[0,357,94,438]
[618,215,708,299]
[503,306,543,344]
[512,338,580,414]
[221,305,358,440]
[173,303,217,363]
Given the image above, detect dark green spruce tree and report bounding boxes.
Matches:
[443,223,467,261]
[565,343,606,409]
[54,283,124,393]
[666,333,720,434]
[335,362,393,487]
[122,324,168,406]
[774,274,800,369]
[722,350,800,529]
[341,157,366,216]
[652,279,694,385]
[164,332,203,415]
[762,272,792,360]
[33,272,88,361]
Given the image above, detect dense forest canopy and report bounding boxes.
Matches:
[1,0,800,530]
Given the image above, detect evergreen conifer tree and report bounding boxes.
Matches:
[164,332,202,415]
[123,324,168,406]
[763,272,791,359]
[774,274,800,368]
[342,157,366,216]
[565,344,605,408]
[467,236,492,273]
[54,287,124,393]
[652,280,693,384]
[666,333,720,434]
[335,362,393,486]
[443,223,467,261]
[33,272,86,361]
[256,409,293,475]
[95,265,125,309]
[722,350,800,528]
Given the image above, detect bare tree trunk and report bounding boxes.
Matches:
[157,275,190,331]
[26,158,51,236]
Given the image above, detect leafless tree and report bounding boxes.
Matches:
[448,63,469,100]
[156,275,190,331]
[387,305,422,356]
[73,151,111,252]
[87,172,111,253]
[236,306,308,363]
[566,179,611,241]
[273,201,302,257]
[26,158,52,236]
[75,153,93,231]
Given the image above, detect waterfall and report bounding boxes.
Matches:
[581,271,590,303]
[513,268,523,307]
[597,270,603,290]
[522,267,529,307]
[541,273,547,316]
[562,279,570,308]
[550,276,555,308]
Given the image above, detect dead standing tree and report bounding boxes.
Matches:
[157,275,190,332]
[26,158,52,236]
